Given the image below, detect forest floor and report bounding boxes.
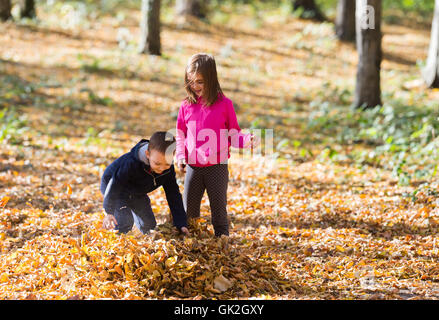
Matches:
[1,5,439,299]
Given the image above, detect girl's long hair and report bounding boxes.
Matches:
[184,53,224,107]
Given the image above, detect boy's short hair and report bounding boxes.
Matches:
[148,131,176,154]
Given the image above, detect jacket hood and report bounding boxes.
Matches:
[129,139,174,175]
[130,139,149,163]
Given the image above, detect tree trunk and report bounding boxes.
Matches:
[422,0,439,88]
[0,0,12,21]
[176,0,207,19]
[336,0,356,42]
[292,0,326,22]
[354,0,382,109]
[19,0,36,18]
[139,0,161,56]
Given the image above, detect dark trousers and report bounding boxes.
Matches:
[183,164,229,236]
[101,177,156,234]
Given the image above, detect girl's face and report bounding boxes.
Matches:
[189,73,204,98]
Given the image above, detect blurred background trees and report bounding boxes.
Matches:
[176,0,208,19]
[1,0,438,102]
[0,0,437,111]
[292,0,326,21]
[0,0,12,21]
[139,0,161,55]
[354,0,382,109]
[18,0,35,18]
[335,0,356,42]
[423,0,439,88]
[1,0,35,20]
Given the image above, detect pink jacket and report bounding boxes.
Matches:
[176,94,251,167]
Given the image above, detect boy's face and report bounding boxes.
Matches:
[189,72,204,98]
[145,149,173,174]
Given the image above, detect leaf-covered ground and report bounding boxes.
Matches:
[1,4,439,299]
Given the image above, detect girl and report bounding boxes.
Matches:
[175,53,259,237]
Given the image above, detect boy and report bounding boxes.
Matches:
[100,131,189,235]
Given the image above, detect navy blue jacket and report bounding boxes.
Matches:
[100,139,187,229]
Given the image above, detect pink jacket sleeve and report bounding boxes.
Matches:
[176,103,187,162]
[226,100,251,149]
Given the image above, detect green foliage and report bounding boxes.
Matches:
[80,126,105,146]
[77,54,113,74]
[0,75,35,144]
[305,85,439,185]
[383,0,435,15]
[0,75,36,104]
[86,90,114,106]
[309,0,435,18]
[37,0,436,32]
[0,108,28,145]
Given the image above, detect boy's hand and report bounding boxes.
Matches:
[103,214,118,230]
[180,226,190,236]
[177,159,186,173]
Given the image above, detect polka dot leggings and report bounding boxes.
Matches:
[183,164,229,237]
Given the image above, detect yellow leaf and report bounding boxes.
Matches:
[114,265,124,276]
[81,233,87,247]
[196,274,207,281]
[41,218,50,227]
[336,245,345,252]
[165,256,177,268]
[0,196,10,208]
[140,254,151,265]
[125,253,134,264]
[67,184,72,195]
[184,238,193,248]
[0,274,9,283]
[124,263,133,280]
[81,245,89,255]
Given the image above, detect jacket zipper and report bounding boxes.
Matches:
[143,167,170,187]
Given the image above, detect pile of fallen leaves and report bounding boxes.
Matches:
[0,205,292,299]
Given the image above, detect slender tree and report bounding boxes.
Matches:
[422,0,439,88]
[354,0,382,109]
[19,0,36,18]
[335,0,356,42]
[139,0,161,56]
[176,0,208,19]
[292,0,326,22]
[0,0,12,21]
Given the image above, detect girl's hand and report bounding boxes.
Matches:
[244,134,261,149]
[103,214,118,230]
[177,159,186,173]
